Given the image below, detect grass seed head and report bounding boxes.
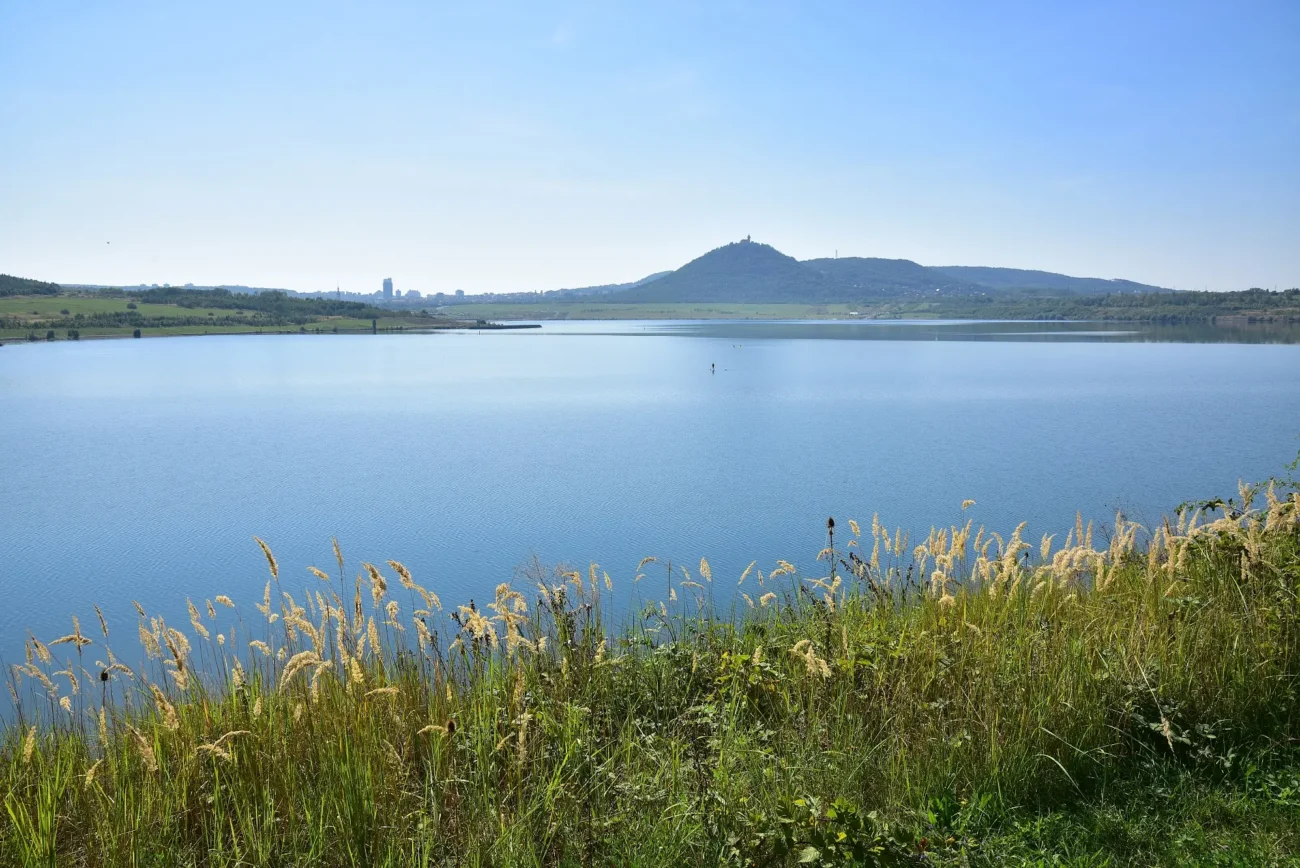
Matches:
[84,758,102,790]
[129,726,158,773]
[254,536,278,579]
[22,725,36,763]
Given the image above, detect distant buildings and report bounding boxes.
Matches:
[353,278,433,307]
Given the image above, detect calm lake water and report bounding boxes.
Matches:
[3,319,1300,667]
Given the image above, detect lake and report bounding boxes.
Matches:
[3,319,1299,667]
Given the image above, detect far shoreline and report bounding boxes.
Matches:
[0,321,541,346]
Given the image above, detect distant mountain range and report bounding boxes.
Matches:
[29,239,1175,305]
[584,238,1170,304]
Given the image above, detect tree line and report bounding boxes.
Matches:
[0,311,321,330]
[885,287,1300,322]
[97,287,391,319]
[0,274,61,297]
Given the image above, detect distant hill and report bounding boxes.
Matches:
[544,271,671,299]
[933,266,1169,295]
[16,243,1182,308]
[615,240,850,303]
[0,274,61,297]
[802,257,986,296]
[607,240,1178,305]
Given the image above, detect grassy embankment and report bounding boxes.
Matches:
[4,482,1300,866]
[0,295,450,344]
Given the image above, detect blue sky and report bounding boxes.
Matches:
[1,1,1296,293]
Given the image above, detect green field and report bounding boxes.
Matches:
[4,472,1300,865]
[0,294,240,320]
[0,294,459,343]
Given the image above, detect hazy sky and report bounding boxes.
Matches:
[2,1,1297,293]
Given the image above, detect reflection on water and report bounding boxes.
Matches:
[518,318,1300,344]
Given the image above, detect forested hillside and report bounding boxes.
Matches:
[803,257,984,295]
[933,265,1169,294]
[0,274,61,297]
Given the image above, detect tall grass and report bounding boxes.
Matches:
[3,482,1299,866]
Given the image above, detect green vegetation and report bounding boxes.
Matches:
[0,292,470,343]
[803,257,988,296]
[0,274,61,297]
[929,265,1168,295]
[877,287,1300,323]
[4,474,1300,865]
[96,286,391,320]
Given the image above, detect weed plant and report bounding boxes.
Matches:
[3,481,1299,866]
